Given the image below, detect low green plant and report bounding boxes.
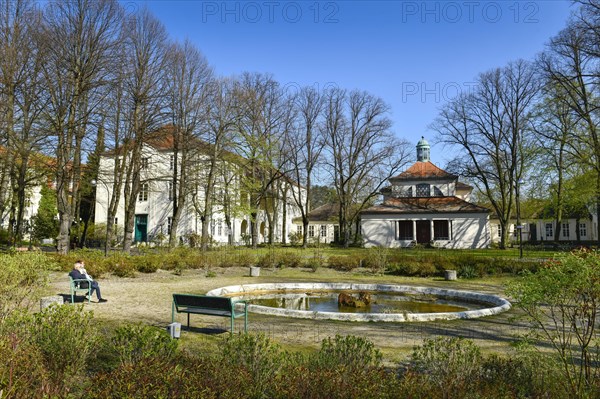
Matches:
[29,304,98,395]
[105,252,136,277]
[111,323,178,365]
[363,246,390,274]
[327,255,358,272]
[507,250,600,398]
[0,331,49,398]
[218,333,285,397]
[310,335,382,372]
[288,231,303,246]
[410,337,482,397]
[0,252,54,321]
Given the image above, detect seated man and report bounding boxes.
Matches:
[68,260,107,303]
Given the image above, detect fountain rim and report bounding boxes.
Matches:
[206,282,511,322]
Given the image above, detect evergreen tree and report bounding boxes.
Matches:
[31,185,59,242]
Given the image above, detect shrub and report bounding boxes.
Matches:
[288,231,303,246]
[327,255,358,272]
[0,332,49,398]
[218,333,285,397]
[310,335,382,372]
[111,324,178,365]
[276,251,303,268]
[256,252,278,268]
[507,250,600,398]
[306,255,324,272]
[388,259,437,277]
[363,247,390,274]
[410,337,482,397]
[135,257,160,273]
[0,252,54,321]
[29,304,98,395]
[104,252,136,277]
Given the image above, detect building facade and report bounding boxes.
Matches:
[361,137,491,249]
[94,131,303,246]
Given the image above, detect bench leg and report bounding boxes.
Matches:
[187,313,190,328]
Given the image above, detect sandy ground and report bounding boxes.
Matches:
[46,267,531,362]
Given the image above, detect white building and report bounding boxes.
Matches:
[292,203,340,244]
[94,129,303,246]
[361,137,491,249]
[490,217,597,244]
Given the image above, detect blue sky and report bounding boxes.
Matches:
[137,0,574,165]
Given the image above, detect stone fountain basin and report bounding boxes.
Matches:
[205,282,511,322]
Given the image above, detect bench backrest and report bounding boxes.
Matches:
[173,294,233,311]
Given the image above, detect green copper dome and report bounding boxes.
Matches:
[416,136,430,162]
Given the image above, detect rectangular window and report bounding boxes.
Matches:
[320,225,327,238]
[308,225,315,238]
[167,217,172,234]
[140,157,149,170]
[169,155,174,170]
[545,223,553,238]
[138,183,148,202]
[416,183,430,197]
[114,217,118,226]
[210,219,215,236]
[168,181,173,201]
[433,220,450,240]
[562,222,570,238]
[297,225,302,234]
[397,221,413,240]
[217,219,222,236]
[579,223,587,237]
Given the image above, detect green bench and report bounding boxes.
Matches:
[69,276,92,304]
[171,293,248,334]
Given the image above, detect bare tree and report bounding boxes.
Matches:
[234,72,290,248]
[432,60,539,249]
[193,77,238,249]
[323,88,411,247]
[539,8,600,241]
[38,0,122,254]
[286,86,324,248]
[120,7,168,253]
[164,39,212,248]
[530,84,579,242]
[0,0,48,243]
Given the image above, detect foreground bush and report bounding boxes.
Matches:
[507,250,600,398]
[0,252,55,321]
[0,305,97,397]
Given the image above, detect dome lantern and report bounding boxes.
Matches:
[416,136,430,162]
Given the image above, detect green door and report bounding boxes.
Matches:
[135,215,148,242]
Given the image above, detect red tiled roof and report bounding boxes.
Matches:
[292,203,339,223]
[361,196,489,215]
[390,161,456,181]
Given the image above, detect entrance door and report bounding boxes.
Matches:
[134,214,148,242]
[416,221,431,244]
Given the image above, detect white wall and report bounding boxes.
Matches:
[361,213,490,249]
[94,144,304,246]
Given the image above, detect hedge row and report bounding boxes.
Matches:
[50,247,542,279]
